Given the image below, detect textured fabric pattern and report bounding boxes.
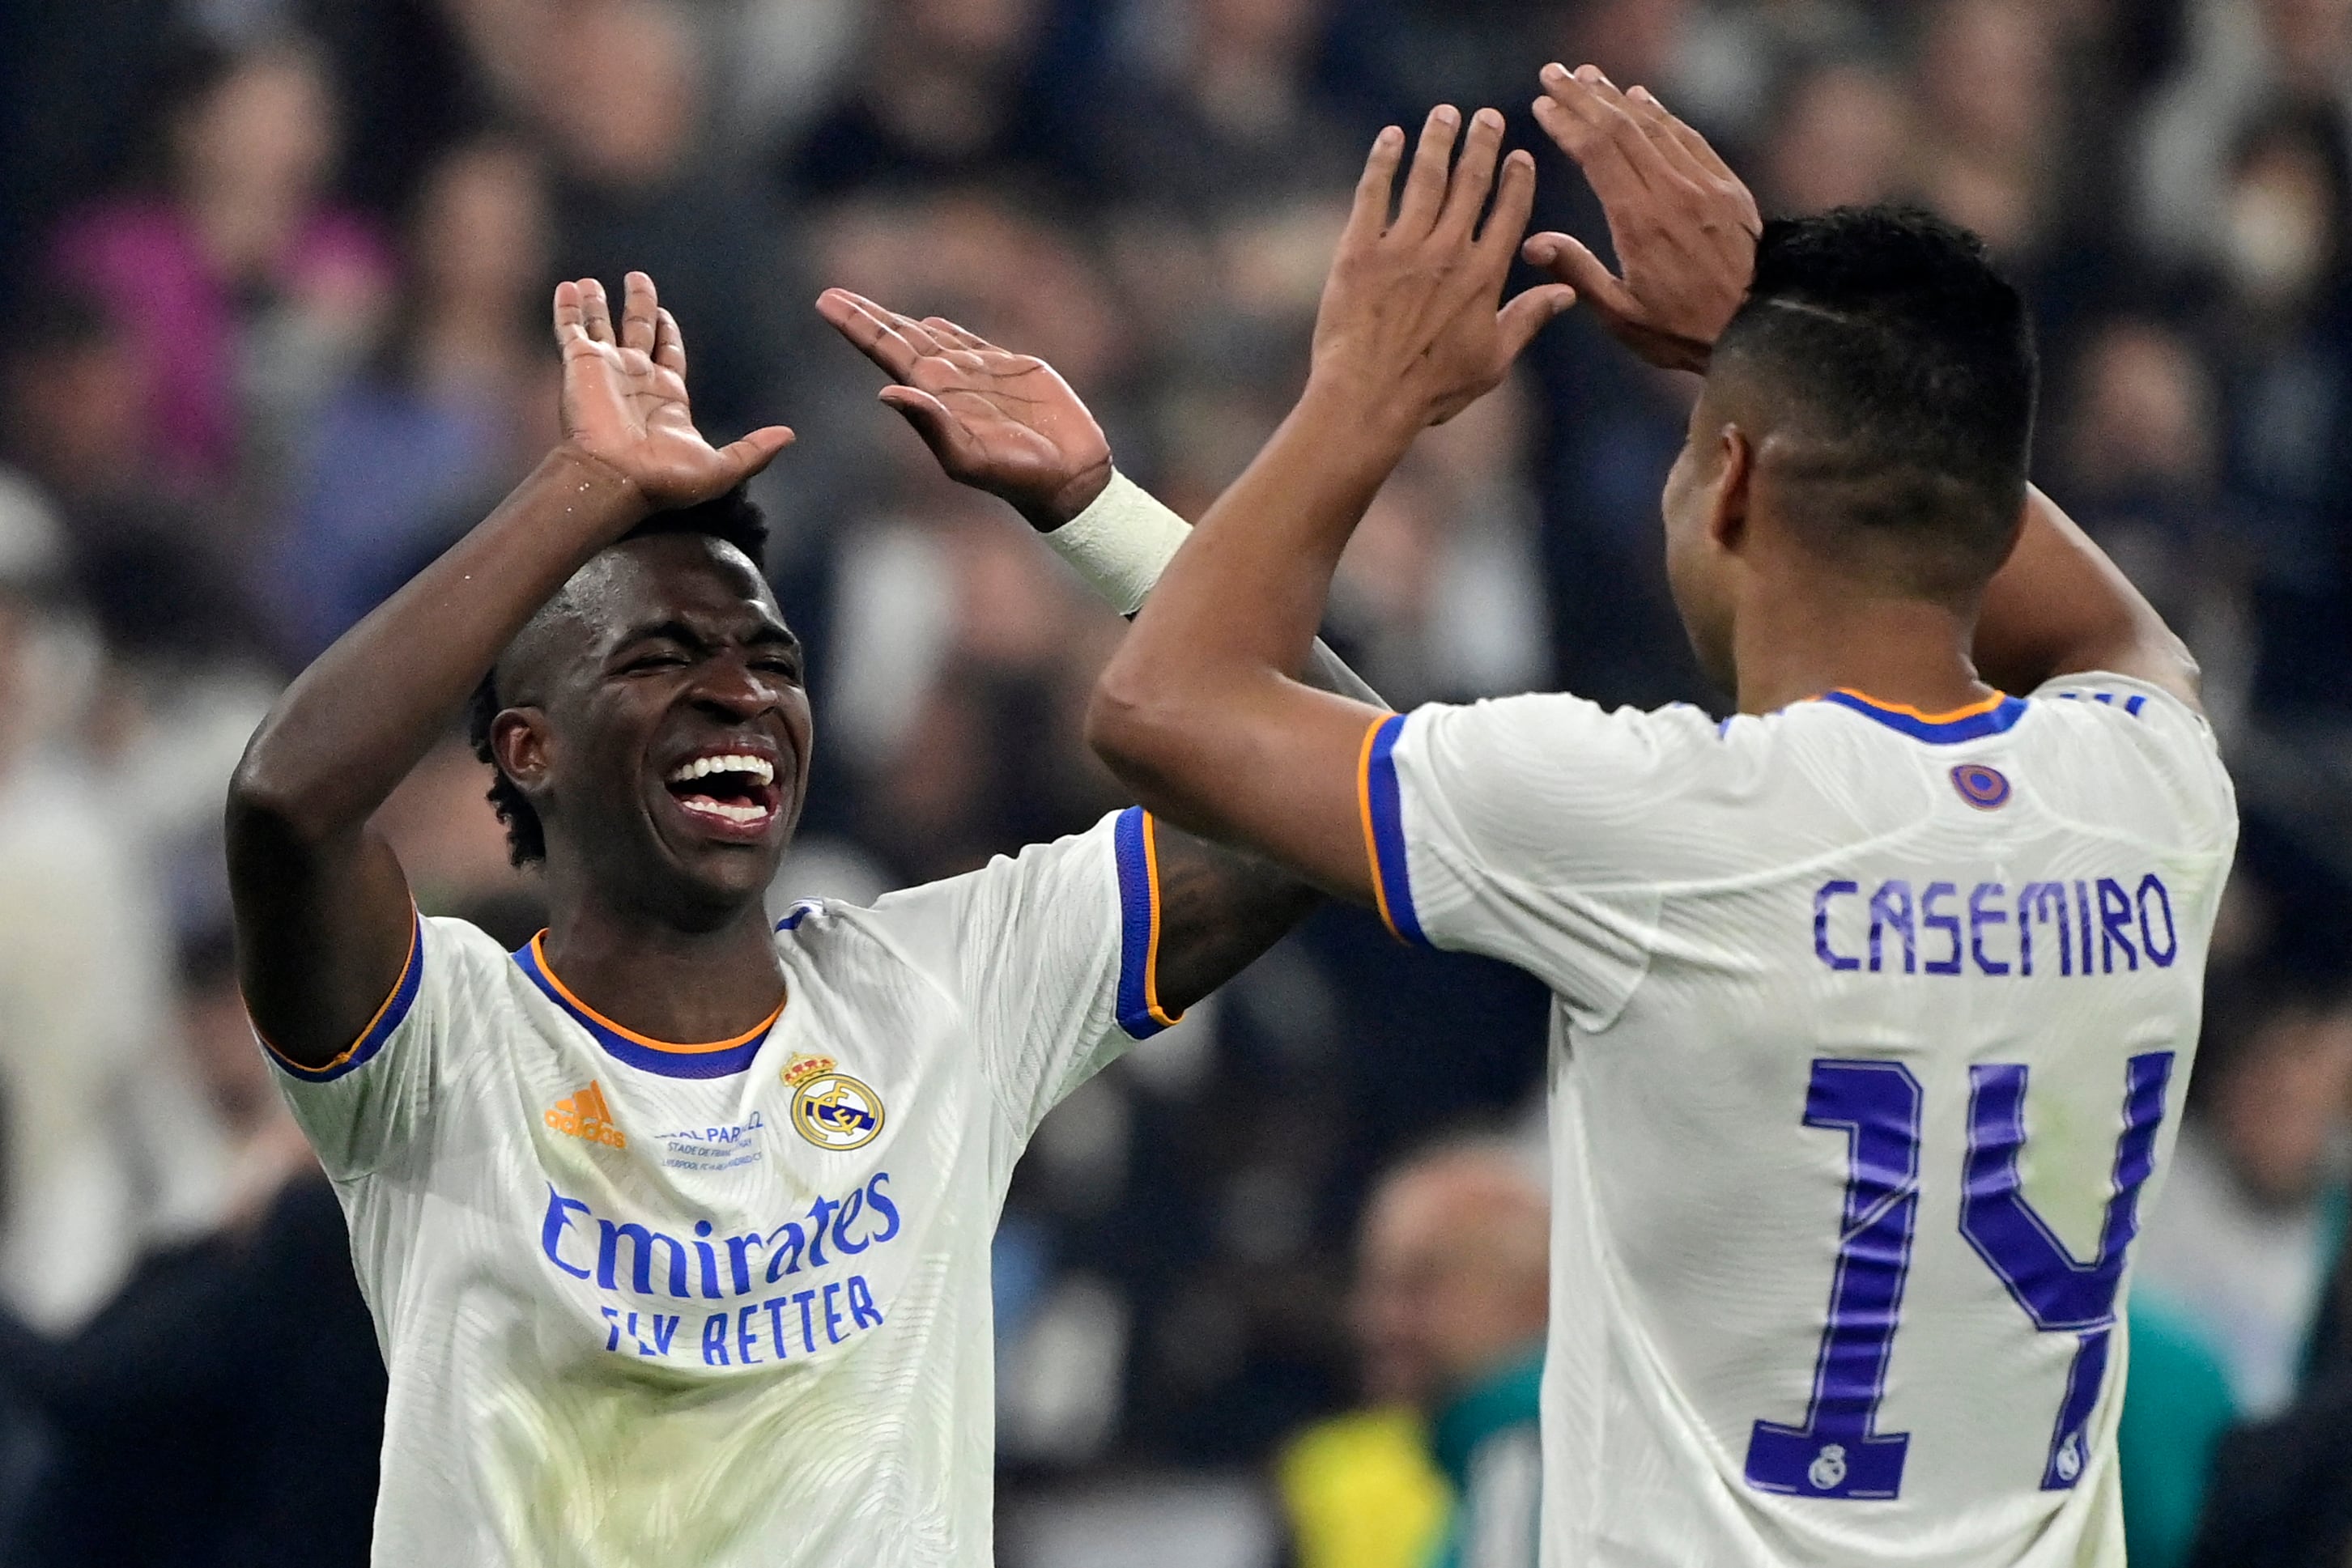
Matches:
[270,813,1153,1567]
[1383,674,2238,1567]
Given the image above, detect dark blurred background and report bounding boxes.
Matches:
[0,1,2350,1565]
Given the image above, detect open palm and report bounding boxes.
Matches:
[555,272,793,511]
[818,288,1112,531]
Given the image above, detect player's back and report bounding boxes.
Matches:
[1364,674,2236,1566]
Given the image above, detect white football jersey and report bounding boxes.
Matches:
[268,808,1182,1568]
[1359,675,2236,1567]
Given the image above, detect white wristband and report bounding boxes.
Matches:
[1044,470,1192,617]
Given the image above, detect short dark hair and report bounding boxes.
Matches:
[468,488,772,865]
[1714,205,2037,593]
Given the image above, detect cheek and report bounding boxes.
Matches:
[552,694,654,801]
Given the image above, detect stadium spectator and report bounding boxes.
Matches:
[0,490,227,1336]
[1062,0,1359,214]
[2135,972,2352,1420]
[0,925,382,1568]
[275,134,555,658]
[2052,317,2253,724]
[3,3,2352,1558]
[1281,1140,1548,1568]
[783,0,1051,199]
[2201,108,2352,713]
[2181,1200,2352,1568]
[1754,57,1910,217]
[2137,0,2352,270]
[46,36,391,501]
[530,0,793,437]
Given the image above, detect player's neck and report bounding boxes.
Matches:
[539,894,786,1045]
[1729,577,1990,719]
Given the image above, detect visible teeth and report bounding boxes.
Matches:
[666,754,775,786]
[676,797,773,825]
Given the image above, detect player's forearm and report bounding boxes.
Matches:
[1971,487,2198,703]
[1090,387,1409,797]
[1051,470,1385,708]
[229,448,650,843]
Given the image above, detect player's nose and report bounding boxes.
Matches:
[683,656,773,722]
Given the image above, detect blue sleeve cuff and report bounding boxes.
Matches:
[262,911,425,1083]
[1358,713,1428,946]
[1113,807,1184,1039]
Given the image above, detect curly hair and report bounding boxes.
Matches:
[470,488,771,866]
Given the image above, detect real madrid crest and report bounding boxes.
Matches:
[783,1053,884,1151]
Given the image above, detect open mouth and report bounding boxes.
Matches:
[661,750,785,839]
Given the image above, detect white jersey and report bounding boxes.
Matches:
[1359,675,2236,1567]
[269,808,1181,1568]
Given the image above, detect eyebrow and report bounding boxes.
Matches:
[615,619,711,654]
[611,618,801,655]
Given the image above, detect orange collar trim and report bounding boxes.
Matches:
[526,933,785,1055]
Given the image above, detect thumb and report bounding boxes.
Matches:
[1523,232,1639,318]
[1497,283,1580,359]
[717,424,796,482]
[879,385,986,474]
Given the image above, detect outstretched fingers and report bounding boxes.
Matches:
[1474,147,1541,271]
[578,277,617,346]
[816,287,924,380]
[879,307,952,361]
[1342,125,1406,249]
[1536,66,1665,207]
[921,315,997,355]
[552,280,584,346]
[1394,105,1463,236]
[1630,84,1742,189]
[620,271,661,355]
[653,307,687,378]
[1436,108,1508,240]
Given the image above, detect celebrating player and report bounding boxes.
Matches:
[1087,74,2235,1565]
[225,270,1372,1565]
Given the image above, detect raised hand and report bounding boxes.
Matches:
[816,288,1112,532]
[1525,64,1759,374]
[554,271,794,512]
[1308,106,1576,433]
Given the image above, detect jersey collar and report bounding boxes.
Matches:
[513,933,780,1079]
[1811,688,2027,744]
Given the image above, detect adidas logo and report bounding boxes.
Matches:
[546,1081,627,1149]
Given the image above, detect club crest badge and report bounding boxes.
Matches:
[784,1054,884,1151]
[1950,763,2011,810]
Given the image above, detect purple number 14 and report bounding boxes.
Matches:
[1744,1052,2173,1502]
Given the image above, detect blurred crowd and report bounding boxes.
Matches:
[0,0,2349,1564]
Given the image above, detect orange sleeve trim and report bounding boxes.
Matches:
[257,907,423,1082]
[1139,812,1183,1030]
[1356,716,1403,941]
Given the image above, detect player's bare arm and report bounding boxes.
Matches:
[1084,107,1573,899]
[226,273,793,1066]
[1524,65,2200,711]
[818,288,1378,1009]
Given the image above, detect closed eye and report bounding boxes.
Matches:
[621,648,691,675]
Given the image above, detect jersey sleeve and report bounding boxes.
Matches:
[929,808,1177,1143]
[1360,694,1730,1030]
[257,912,468,1182]
[2030,671,2237,850]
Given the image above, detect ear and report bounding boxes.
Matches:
[1706,423,1754,556]
[491,708,553,801]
